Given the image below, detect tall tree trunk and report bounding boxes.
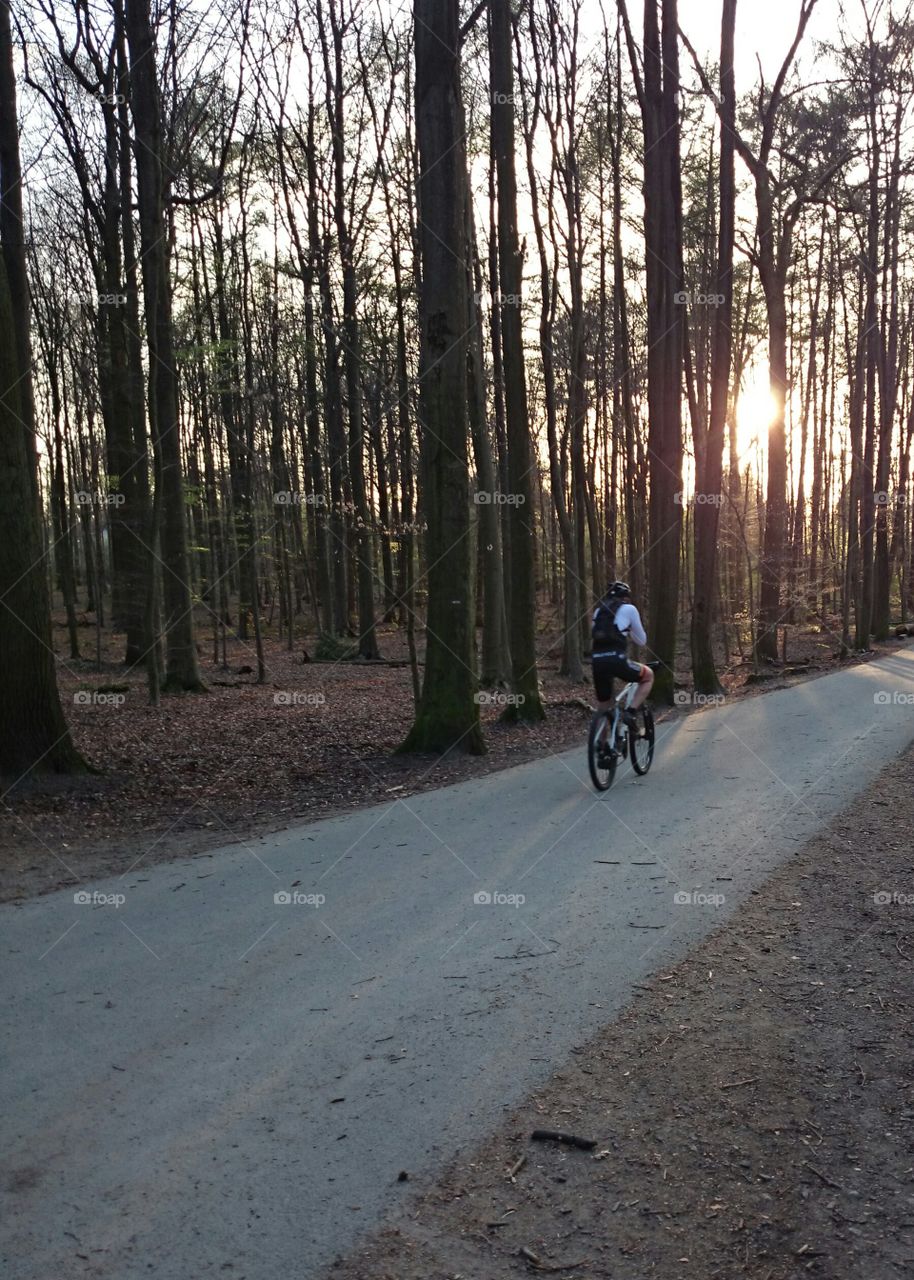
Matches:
[466,201,510,685]
[318,0,379,659]
[123,0,203,691]
[690,0,736,695]
[0,1,83,774]
[400,0,484,754]
[490,0,544,720]
[115,0,156,675]
[623,0,685,701]
[99,81,148,665]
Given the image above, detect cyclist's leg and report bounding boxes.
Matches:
[591,658,616,744]
[592,656,615,714]
[630,662,654,710]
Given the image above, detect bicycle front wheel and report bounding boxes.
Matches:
[630,705,655,775]
[588,711,617,791]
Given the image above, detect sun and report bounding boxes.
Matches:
[735,365,777,462]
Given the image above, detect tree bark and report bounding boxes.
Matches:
[400,0,484,754]
[123,0,203,690]
[690,0,736,695]
[623,0,685,701]
[0,0,84,775]
[490,0,545,719]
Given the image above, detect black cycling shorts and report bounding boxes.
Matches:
[592,652,644,702]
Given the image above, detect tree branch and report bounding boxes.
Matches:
[679,25,760,179]
[459,0,488,43]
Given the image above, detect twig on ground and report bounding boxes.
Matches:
[531,1129,596,1151]
[519,1245,591,1272]
[803,1162,843,1190]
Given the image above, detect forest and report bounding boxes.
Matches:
[2,0,914,783]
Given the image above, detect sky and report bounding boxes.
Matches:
[496,0,857,479]
[677,0,832,82]
[566,0,843,98]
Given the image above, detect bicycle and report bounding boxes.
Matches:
[587,661,658,792]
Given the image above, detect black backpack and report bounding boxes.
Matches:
[592,597,627,651]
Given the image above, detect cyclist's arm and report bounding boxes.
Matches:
[626,606,647,648]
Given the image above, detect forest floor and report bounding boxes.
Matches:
[322,743,914,1280]
[1,608,911,903]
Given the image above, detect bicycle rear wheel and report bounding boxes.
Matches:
[588,711,617,791]
[630,705,655,775]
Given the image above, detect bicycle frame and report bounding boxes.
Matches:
[605,678,639,753]
[589,662,656,791]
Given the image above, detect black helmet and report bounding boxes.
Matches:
[606,580,631,598]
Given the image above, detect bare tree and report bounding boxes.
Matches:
[400,0,483,754]
[689,0,736,694]
[0,0,84,775]
[489,0,545,718]
[621,0,686,703]
[123,0,204,690]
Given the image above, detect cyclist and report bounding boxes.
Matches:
[591,581,653,734]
